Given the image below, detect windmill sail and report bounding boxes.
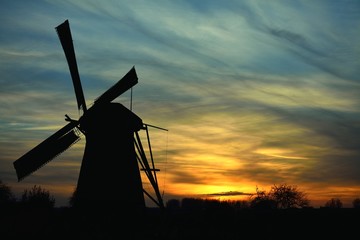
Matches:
[13,122,80,181]
[94,66,138,105]
[55,20,87,112]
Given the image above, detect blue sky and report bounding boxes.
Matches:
[1,0,360,207]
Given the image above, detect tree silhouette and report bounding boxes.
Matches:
[20,185,55,209]
[181,197,205,210]
[324,198,343,208]
[0,180,15,205]
[249,186,277,209]
[352,198,360,208]
[249,184,309,209]
[166,198,181,210]
[270,184,309,209]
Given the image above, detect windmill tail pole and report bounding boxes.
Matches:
[144,123,168,132]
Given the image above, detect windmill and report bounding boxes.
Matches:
[13,20,165,213]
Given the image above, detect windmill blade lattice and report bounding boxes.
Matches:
[13,121,80,181]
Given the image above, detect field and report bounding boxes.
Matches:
[2,205,359,239]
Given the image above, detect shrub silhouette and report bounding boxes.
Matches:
[68,186,78,207]
[20,185,55,209]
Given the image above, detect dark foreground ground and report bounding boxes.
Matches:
[1,205,359,239]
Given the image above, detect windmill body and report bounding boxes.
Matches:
[13,20,164,213]
[75,102,145,211]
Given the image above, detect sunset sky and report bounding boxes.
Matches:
[1,0,359,208]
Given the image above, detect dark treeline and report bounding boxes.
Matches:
[2,197,359,239]
[3,181,360,210]
[1,181,360,239]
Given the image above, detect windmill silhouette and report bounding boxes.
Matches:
[13,20,165,212]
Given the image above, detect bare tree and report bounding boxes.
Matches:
[269,184,310,209]
[249,186,277,209]
[249,184,310,209]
